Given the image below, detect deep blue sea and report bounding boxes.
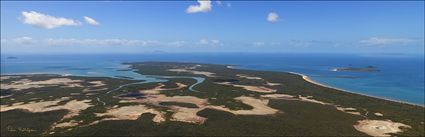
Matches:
[1,53,424,105]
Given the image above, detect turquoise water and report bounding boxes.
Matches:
[1,53,423,105]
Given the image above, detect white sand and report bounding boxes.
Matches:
[209,96,279,115]
[265,81,282,86]
[88,81,106,87]
[216,82,276,93]
[169,106,207,124]
[261,94,296,100]
[96,105,165,123]
[168,68,216,77]
[298,95,329,105]
[1,78,83,91]
[139,83,187,95]
[1,98,93,129]
[374,112,384,116]
[335,106,361,116]
[354,120,411,137]
[1,76,21,80]
[236,74,263,80]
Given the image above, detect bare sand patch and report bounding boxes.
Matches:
[335,106,361,116]
[0,94,12,99]
[261,94,296,100]
[59,99,93,119]
[168,68,216,77]
[122,94,208,124]
[164,96,278,123]
[266,81,282,86]
[142,94,208,107]
[354,120,411,137]
[236,74,263,80]
[95,105,165,123]
[83,87,108,92]
[216,82,276,93]
[226,66,236,69]
[1,78,83,91]
[1,76,21,80]
[298,95,329,105]
[141,90,161,94]
[1,99,63,112]
[208,96,279,115]
[89,81,106,87]
[169,106,207,124]
[189,64,203,69]
[139,83,187,95]
[122,91,280,124]
[53,120,81,128]
[1,97,93,129]
[374,112,384,117]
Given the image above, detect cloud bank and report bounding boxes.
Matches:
[360,37,417,46]
[1,37,225,47]
[21,11,81,29]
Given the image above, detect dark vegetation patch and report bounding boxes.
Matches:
[1,109,68,136]
[118,92,145,98]
[159,101,199,108]
[212,78,239,83]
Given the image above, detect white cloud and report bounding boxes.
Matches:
[44,38,158,46]
[13,37,36,45]
[289,40,312,47]
[83,16,99,25]
[186,0,212,13]
[2,37,229,47]
[199,39,222,46]
[167,41,186,47]
[360,37,416,46]
[3,37,156,46]
[1,37,194,47]
[267,12,279,23]
[253,42,265,47]
[21,11,81,29]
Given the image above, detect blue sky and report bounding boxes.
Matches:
[1,1,424,54]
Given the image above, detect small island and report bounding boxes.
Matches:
[0,62,423,136]
[332,66,380,72]
[6,56,18,59]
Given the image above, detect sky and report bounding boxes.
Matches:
[1,1,424,54]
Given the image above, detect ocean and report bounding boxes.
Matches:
[1,53,424,105]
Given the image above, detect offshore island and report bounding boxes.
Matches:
[1,62,424,136]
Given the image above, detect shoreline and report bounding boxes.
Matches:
[287,71,424,107]
[2,64,423,107]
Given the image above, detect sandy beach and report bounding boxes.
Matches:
[287,72,424,107]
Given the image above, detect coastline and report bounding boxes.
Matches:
[287,71,425,107]
[2,64,423,107]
